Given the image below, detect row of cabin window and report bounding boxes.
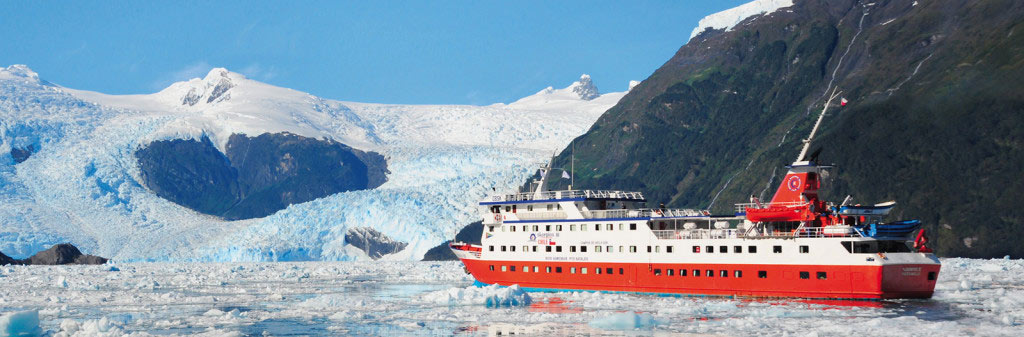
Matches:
[489,223,639,232]
[487,244,812,254]
[492,204,563,213]
[653,268,747,278]
[489,264,625,275]
[691,245,812,254]
[651,269,827,280]
[488,265,832,281]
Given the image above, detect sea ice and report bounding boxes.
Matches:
[422,284,532,308]
[0,258,1022,335]
[588,312,663,331]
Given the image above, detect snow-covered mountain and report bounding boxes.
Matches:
[689,0,794,41]
[0,65,629,261]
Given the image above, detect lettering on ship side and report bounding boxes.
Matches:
[902,267,922,276]
[544,256,589,261]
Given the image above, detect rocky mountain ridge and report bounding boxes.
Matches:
[541,0,1024,258]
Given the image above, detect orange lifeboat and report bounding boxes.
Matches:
[745,203,811,222]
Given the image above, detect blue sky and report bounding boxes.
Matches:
[1,1,746,105]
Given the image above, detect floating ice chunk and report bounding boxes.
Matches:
[0,310,42,337]
[57,319,80,335]
[960,280,974,290]
[979,264,1007,273]
[203,309,225,316]
[422,284,531,308]
[589,312,663,331]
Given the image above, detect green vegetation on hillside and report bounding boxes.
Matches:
[542,0,1024,258]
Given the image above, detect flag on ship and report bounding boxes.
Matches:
[561,170,571,179]
[840,97,848,106]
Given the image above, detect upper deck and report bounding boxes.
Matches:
[480,189,646,205]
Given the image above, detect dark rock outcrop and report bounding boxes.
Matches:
[422,221,483,261]
[136,132,389,220]
[10,144,35,163]
[344,227,407,260]
[0,251,14,265]
[0,243,108,265]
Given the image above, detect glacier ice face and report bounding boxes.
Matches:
[689,0,794,41]
[0,65,627,262]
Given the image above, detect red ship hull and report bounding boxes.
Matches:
[461,258,939,299]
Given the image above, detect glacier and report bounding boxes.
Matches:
[0,65,628,262]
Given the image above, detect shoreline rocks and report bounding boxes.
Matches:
[0,243,108,265]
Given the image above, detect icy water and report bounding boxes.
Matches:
[1,258,1021,336]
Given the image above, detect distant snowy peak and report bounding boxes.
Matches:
[531,74,600,100]
[0,64,42,83]
[509,74,627,109]
[689,0,794,41]
[569,74,600,100]
[162,67,244,106]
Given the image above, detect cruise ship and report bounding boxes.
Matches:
[450,95,941,299]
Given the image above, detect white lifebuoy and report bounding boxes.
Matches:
[494,214,501,222]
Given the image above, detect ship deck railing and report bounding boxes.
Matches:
[515,211,569,220]
[581,208,705,219]
[491,189,646,203]
[652,226,863,240]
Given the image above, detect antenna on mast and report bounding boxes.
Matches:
[570,139,575,189]
[532,150,558,198]
[797,88,842,162]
